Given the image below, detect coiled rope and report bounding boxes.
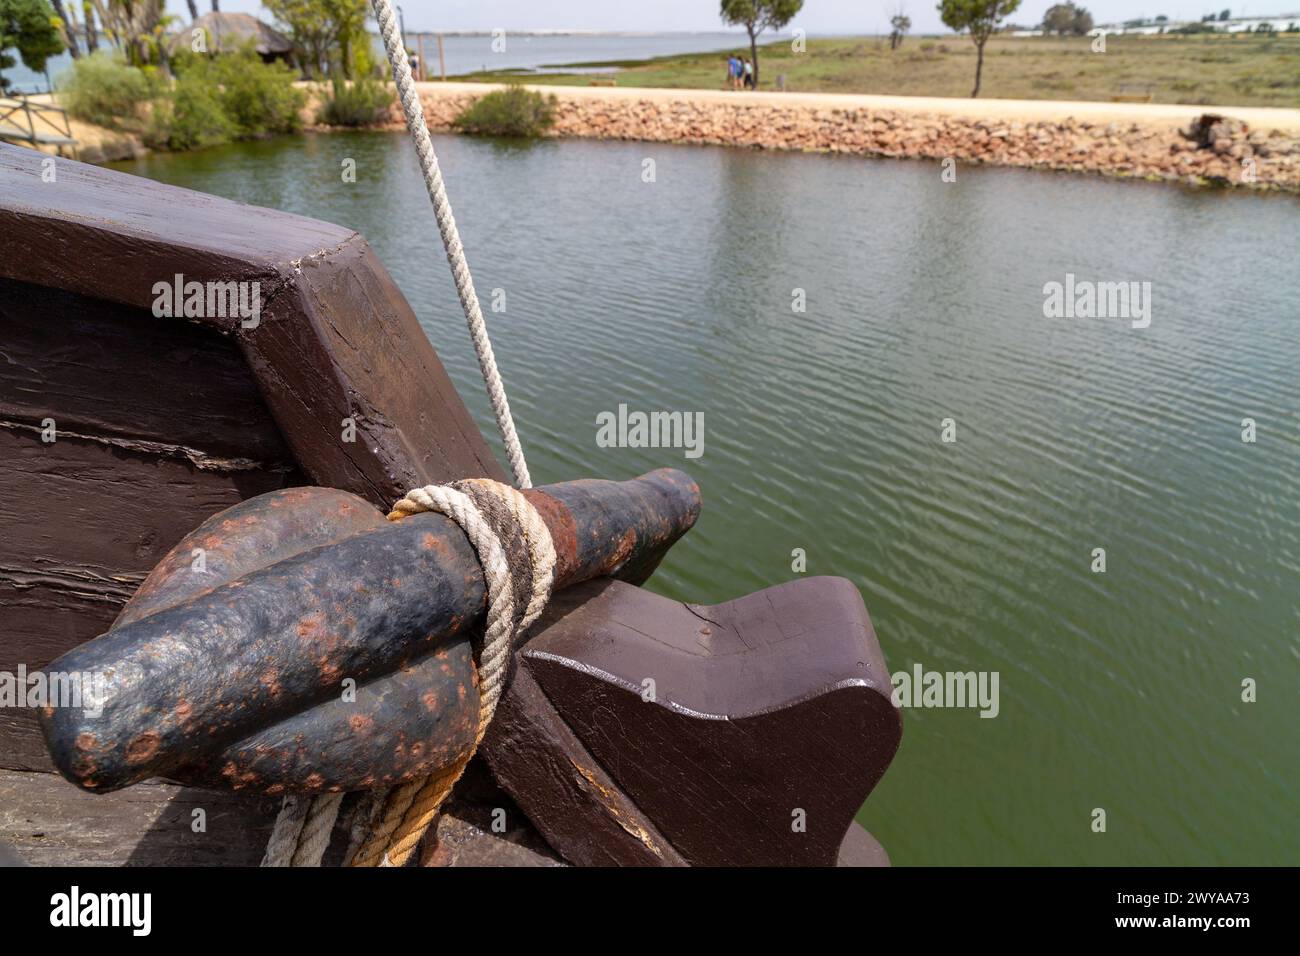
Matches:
[261,0,544,867]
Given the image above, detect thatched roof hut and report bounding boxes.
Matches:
[170,12,294,63]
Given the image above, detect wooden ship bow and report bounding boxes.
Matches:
[0,143,901,867]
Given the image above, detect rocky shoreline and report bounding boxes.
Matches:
[414,87,1300,192]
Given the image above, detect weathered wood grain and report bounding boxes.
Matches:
[514,576,902,866]
[0,142,509,502]
[482,662,687,866]
[0,427,291,668]
[0,278,292,463]
[0,767,283,866]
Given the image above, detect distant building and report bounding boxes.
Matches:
[1092,15,1300,35]
[1013,13,1300,37]
[168,12,295,64]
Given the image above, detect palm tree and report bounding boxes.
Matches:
[90,0,166,65]
[50,0,83,57]
[83,0,99,51]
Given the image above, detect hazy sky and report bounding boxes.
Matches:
[174,1,1300,35]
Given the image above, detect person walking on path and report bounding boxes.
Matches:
[726,54,742,90]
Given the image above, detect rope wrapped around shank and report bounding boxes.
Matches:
[348,479,555,867]
[263,479,554,867]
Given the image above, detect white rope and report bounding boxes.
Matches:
[261,0,541,865]
[289,791,345,867]
[371,0,532,490]
[392,480,555,731]
[261,794,309,867]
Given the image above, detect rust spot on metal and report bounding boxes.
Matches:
[349,714,374,733]
[297,613,325,640]
[125,732,160,765]
[523,488,579,584]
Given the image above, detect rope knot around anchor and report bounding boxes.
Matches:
[263,479,556,868]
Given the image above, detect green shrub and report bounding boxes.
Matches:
[317,76,394,127]
[209,53,305,137]
[146,74,236,150]
[453,84,557,137]
[176,49,305,138]
[56,51,151,128]
[147,48,305,149]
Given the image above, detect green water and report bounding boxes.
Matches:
[113,132,1300,865]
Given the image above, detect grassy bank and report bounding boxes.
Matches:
[461,34,1300,109]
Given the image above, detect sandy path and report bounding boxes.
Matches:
[419,81,1300,132]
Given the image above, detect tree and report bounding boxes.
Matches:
[1042,2,1073,34]
[266,0,368,78]
[184,0,196,21]
[0,0,64,91]
[890,13,912,49]
[939,0,1020,97]
[1219,9,1230,20]
[48,0,80,57]
[82,0,97,51]
[89,0,166,66]
[1042,2,1091,35]
[718,0,802,88]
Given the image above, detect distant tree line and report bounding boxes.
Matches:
[3,0,375,80]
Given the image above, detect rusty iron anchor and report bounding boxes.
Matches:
[37,469,700,797]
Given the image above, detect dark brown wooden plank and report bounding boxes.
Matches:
[0,278,292,463]
[254,235,509,501]
[516,577,902,866]
[0,143,349,305]
[0,583,121,773]
[0,427,290,613]
[0,143,508,503]
[482,662,687,866]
